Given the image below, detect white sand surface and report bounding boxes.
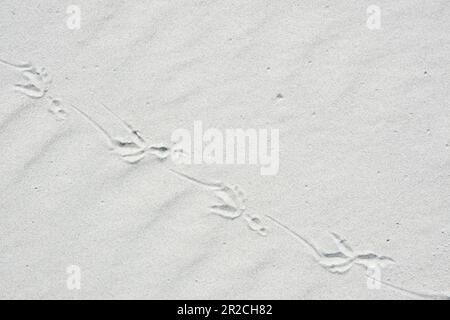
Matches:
[0,0,449,299]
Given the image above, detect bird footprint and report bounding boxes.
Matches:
[69,103,174,163]
[0,58,52,99]
[170,169,268,236]
[265,215,394,274]
[15,66,52,98]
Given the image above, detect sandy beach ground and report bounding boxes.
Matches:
[0,1,449,299]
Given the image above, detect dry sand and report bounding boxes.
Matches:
[0,0,449,299]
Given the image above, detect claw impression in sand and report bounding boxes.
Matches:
[170,169,268,236]
[46,96,68,121]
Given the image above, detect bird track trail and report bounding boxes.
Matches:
[2,56,448,299]
[1,57,177,161]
